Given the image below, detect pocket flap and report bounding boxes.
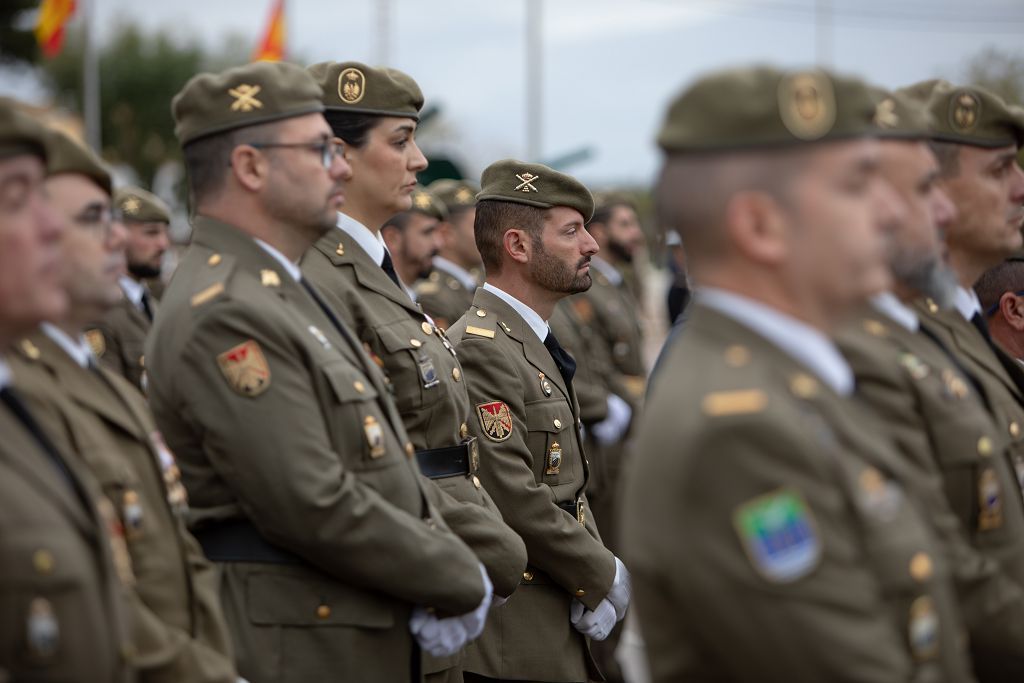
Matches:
[321,360,379,403]
[247,571,395,628]
[525,401,571,433]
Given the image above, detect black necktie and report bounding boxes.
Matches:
[380,250,402,289]
[0,386,78,490]
[543,331,576,389]
[971,312,991,342]
[140,290,154,321]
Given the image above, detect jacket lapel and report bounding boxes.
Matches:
[934,309,1024,403]
[312,230,421,316]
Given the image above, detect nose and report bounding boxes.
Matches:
[107,219,128,251]
[933,186,957,230]
[330,151,353,182]
[35,194,65,244]
[409,140,428,173]
[873,177,906,236]
[581,226,599,256]
[1009,161,1024,204]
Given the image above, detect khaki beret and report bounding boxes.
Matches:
[477,159,594,223]
[427,178,480,213]
[172,61,325,146]
[867,85,935,141]
[657,65,879,152]
[307,61,423,120]
[0,98,49,161]
[897,79,1024,148]
[46,128,112,195]
[409,186,448,221]
[115,185,171,223]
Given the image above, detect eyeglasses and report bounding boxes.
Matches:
[246,137,345,170]
[71,204,122,241]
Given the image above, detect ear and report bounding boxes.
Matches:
[723,190,788,265]
[1000,293,1024,331]
[502,227,531,266]
[229,145,269,193]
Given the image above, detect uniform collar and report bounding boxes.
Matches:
[253,238,302,282]
[953,285,982,322]
[40,322,94,369]
[482,282,549,343]
[433,256,478,291]
[119,275,145,308]
[590,256,622,286]
[870,292,919,331]
[698,287,855,396]
[0,355,10,390]
[336,211,387,267]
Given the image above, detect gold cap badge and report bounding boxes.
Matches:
[338,67,366,104]
[778,71,836,141]
[228,84,263,112]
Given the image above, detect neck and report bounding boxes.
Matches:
[990,316,1024,360]
[201,200,308,262]
[487,272,561,320]
[947,247,993,291]
[341,202,389,236]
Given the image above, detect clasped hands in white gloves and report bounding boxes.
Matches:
[570,557,631,641]
[590,393,632,446]
[410,564,494,657]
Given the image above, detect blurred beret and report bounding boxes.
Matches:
[46,128,112,195]
[657,65,879,152]
[115,185,171,223]
[0,98,49,161]
[409,186,448,221]
[897,79,1024,148]
[427,178,479,213]
[172,61,324,146]
[307,61,423,120]
[866,85,935,140]
[477,159,594,223]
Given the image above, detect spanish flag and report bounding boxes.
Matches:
[253,0,286,62]
[35,0,77,58]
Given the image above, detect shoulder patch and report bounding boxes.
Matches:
[216,340,271,397]
[466,325,495,339]
[477,401,513,441]
[701,389,767,417]
[191,282,225,308]
[84,329,106,358]
[734,488,821,583]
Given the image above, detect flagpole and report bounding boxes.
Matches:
[82,0,101,149]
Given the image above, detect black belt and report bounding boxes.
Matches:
[415,437,478,479]
[557,498,586,527]
[193,518,301,564]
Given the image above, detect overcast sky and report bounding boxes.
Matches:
[8,0,1024,188]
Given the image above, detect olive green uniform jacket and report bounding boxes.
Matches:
[145,217,486,683]
[581,260,646,403]
[90,290,154,392]
[10,330,237,683]
[448,287,617,683]
[0,374,133,682]
[622,303,975,683]
[838,306,1024,679]
[415,263,476,331]
[301,226,527,678]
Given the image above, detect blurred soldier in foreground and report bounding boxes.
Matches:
[89,185,171,391]
[623,66,976,681]
[417,178,483,329]
[449,160,631,683]
[145,61,489,683]
[10,129,240,683]
[0,98,132,682]
[303,61,526,683]
[381,187,447,302]
[836,88,1024,681]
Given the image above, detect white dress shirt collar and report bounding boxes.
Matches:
[953,286,982,322]
[590,256,622,286]
[41,322,94,369]
[336,212,387,266]
[253,238,302,282]
[482,282,549,344]
[119,275,145,308]
[699,287,855,396]
[870,292,919,332]
[433,256,478,291]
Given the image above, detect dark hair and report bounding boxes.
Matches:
[324,110,379,149]
[474,200,545,275]
[181,121,279,206]
[975,258,1024,314]
[382,211,414,233]
[929,141,961,178]
[591,195,637,227]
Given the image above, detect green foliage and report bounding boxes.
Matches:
[966,47,1024,106]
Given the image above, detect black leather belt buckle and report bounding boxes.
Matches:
[415,438,478,479]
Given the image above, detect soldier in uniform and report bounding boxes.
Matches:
[10,129,240,683]
[448,160,631,683]
[381,186,447,302]
[836,88,1024,680]
[145,61,491,683]
[416,178,482,329]
[89,185,171,391]
[622,66,976,681]
[302,61,527,683]
[0,98,133,682]
[975,255,1024,362]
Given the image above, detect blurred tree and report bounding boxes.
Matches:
[965,47,1024,105]
[0,0,41,65]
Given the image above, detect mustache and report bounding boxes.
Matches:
[577,256,592,269]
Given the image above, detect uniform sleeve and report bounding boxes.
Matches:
[456,336,616,610]
[172,300,485,615]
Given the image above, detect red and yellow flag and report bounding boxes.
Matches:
[35,0,77,58]
[253,0,286,62]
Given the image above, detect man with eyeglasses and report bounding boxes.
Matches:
[976,255,1024,366]
[9,127,243,683]
[0,98,134,683]
[144,61,490,683]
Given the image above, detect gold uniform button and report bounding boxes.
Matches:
[909,552,933,582]
[207,253,222,266]
[353,381,365,394]
[410,339,423,348]
[452,367,462,381]
[476,309,487,317]
[472,475,482,489]
[553,418,562,429]
[459,423,469,439]
[316,604,331,619]
[523,570,534,581]
[421,321,433,335]
[33,549,54,574]
[978,436,993,456]
[1011,421,1021,439]
[574,589,586,597]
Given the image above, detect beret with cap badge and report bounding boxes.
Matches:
[477,159,594,224]
[428,178,480,214]
[409,186,449,222]
[46,128,112,196]
[306,61,424,120]
[896,79,1024,149]
[115,185,171,224]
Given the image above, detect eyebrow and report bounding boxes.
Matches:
[391,124,416,135]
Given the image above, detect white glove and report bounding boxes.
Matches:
[591,393,632,446]
[607,557,632,621]
[409,563,493,656]
[572,597,617,641]
[459,564,494,640]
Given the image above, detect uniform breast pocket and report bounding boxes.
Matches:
[320,360,395,470]
[375,320,449,413]
[525,400,576,487]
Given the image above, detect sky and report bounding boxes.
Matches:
[7,0,1024,189]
